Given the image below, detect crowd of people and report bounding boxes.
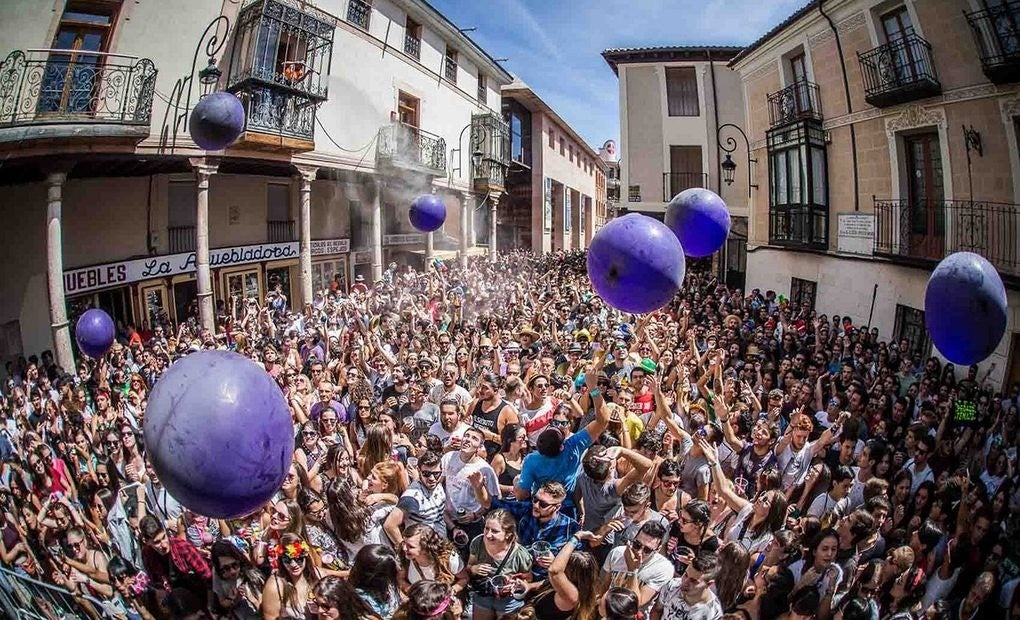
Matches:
[1,249,1019,620]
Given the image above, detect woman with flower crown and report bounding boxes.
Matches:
[261,533,321,620]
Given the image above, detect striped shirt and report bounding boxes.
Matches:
[396,481,448,537]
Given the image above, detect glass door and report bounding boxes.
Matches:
[222,268,262,321]
[139,283,170,329]
[40,4,117,116]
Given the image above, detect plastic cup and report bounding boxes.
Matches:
[531,540,552,559]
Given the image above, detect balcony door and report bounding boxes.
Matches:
[905,131,944,259]
[789,53,811,114]
[880,6,919,85]
[668,146,703,200]
[40,2,119,115]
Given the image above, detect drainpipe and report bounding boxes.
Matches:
[707,48,725,280]
[819,0,860,211]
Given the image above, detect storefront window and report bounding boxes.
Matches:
[225,270,261,320]
[266,267,292,304]
[312,260,347,294]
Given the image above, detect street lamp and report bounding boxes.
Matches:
[717,123,757,198]
[198,57,222,96]
[721,154,737,186]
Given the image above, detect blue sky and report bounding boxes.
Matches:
[430,0,809,149]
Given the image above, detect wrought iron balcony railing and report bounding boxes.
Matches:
[404,33,421,60]
[769,203,828,249]
[858,34,941,107]
[663,172,709,201]
[0,49,156,129]
[229,0,335,103]
[377,121,447,176]
[471,112,510,190]
[873,198,1019,280]
[767,80,822,128]
[346,0,371,29]
[268,219,296,243]
[168,225,196,253]
[231,84,316,144]
[965,1,1020,84]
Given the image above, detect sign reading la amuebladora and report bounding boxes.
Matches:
[64,238,350,296]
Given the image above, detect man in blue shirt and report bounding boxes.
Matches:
[469,473,578,581]
[514,367,609,520]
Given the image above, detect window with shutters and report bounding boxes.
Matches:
[665,67,699,116]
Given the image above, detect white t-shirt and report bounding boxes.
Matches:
[427,420,471,445]
[441,452,498,515]
[777,440,814,491]
[902,460,934,494]
[724,504,774,555]
[655,578,724,620]
[807,492,850,519]
[428,383,473,407]
[602,547,673,613]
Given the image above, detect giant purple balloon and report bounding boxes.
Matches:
[144,350,293,518]
[189,91,245,151]
[75,308,115,359]
[664,187,731,258]
[586,213,686,314]
[924,252,1007,365]
[409,194,447,232]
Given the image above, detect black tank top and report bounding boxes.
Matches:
[529,588,574,620]
[499,458,522,490]
[470,399,507,435]
[471,399,507,460]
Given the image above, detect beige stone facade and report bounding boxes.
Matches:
[728,0,1020,389]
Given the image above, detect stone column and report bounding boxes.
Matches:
[488,191,501,263]
[190,157,219,335]
[459,191,471,270]
[45,171,74,371]
[295,166,318,308]
[371,177,383,282]
[425,231,434,262]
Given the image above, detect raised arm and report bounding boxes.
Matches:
[700,437,750,513]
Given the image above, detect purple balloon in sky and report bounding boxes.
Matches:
[586,213,686,314]
[664,187,731,258]
[924,251,1007,365]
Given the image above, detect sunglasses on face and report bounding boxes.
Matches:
[280,555,306,565]
[532,497,560,509]
[420,469,442,479]
[629,539,658,554]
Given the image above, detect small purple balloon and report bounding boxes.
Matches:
[664,187,731,258]
[75,308,115,359]
[189,91,245,151]
[586,213,686,314]
[409,194,447,232]
[144,350,294,518]
[924,252,1007,365]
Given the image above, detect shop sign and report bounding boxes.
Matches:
[836,214,874,255]
[383,233,425,245]
[311,238,350,256]
[65,238,349,296]
[353,251,373,265]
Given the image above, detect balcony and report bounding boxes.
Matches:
[767,80,822,128]
[377,121,447,177]
[268,219,296,243]
[346,0,371,29]
[663,172,709,201]
[858,34,941,107]
[227,0,336,152]
[769,204,828,249]
[966,1,1020,84]
[0,49,156,145]
[471,112,510,192]
[404,33,421,60]
[168,225,196,253]
[873,198,1020,284]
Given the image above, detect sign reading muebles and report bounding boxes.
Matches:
[64,238,350,295]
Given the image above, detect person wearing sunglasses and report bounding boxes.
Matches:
[600,520,674,614]
[428,363,472,409]
[261,533,320,620]
[467,473,578,584]
[384,450,447,547]
[210,539,263,619]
